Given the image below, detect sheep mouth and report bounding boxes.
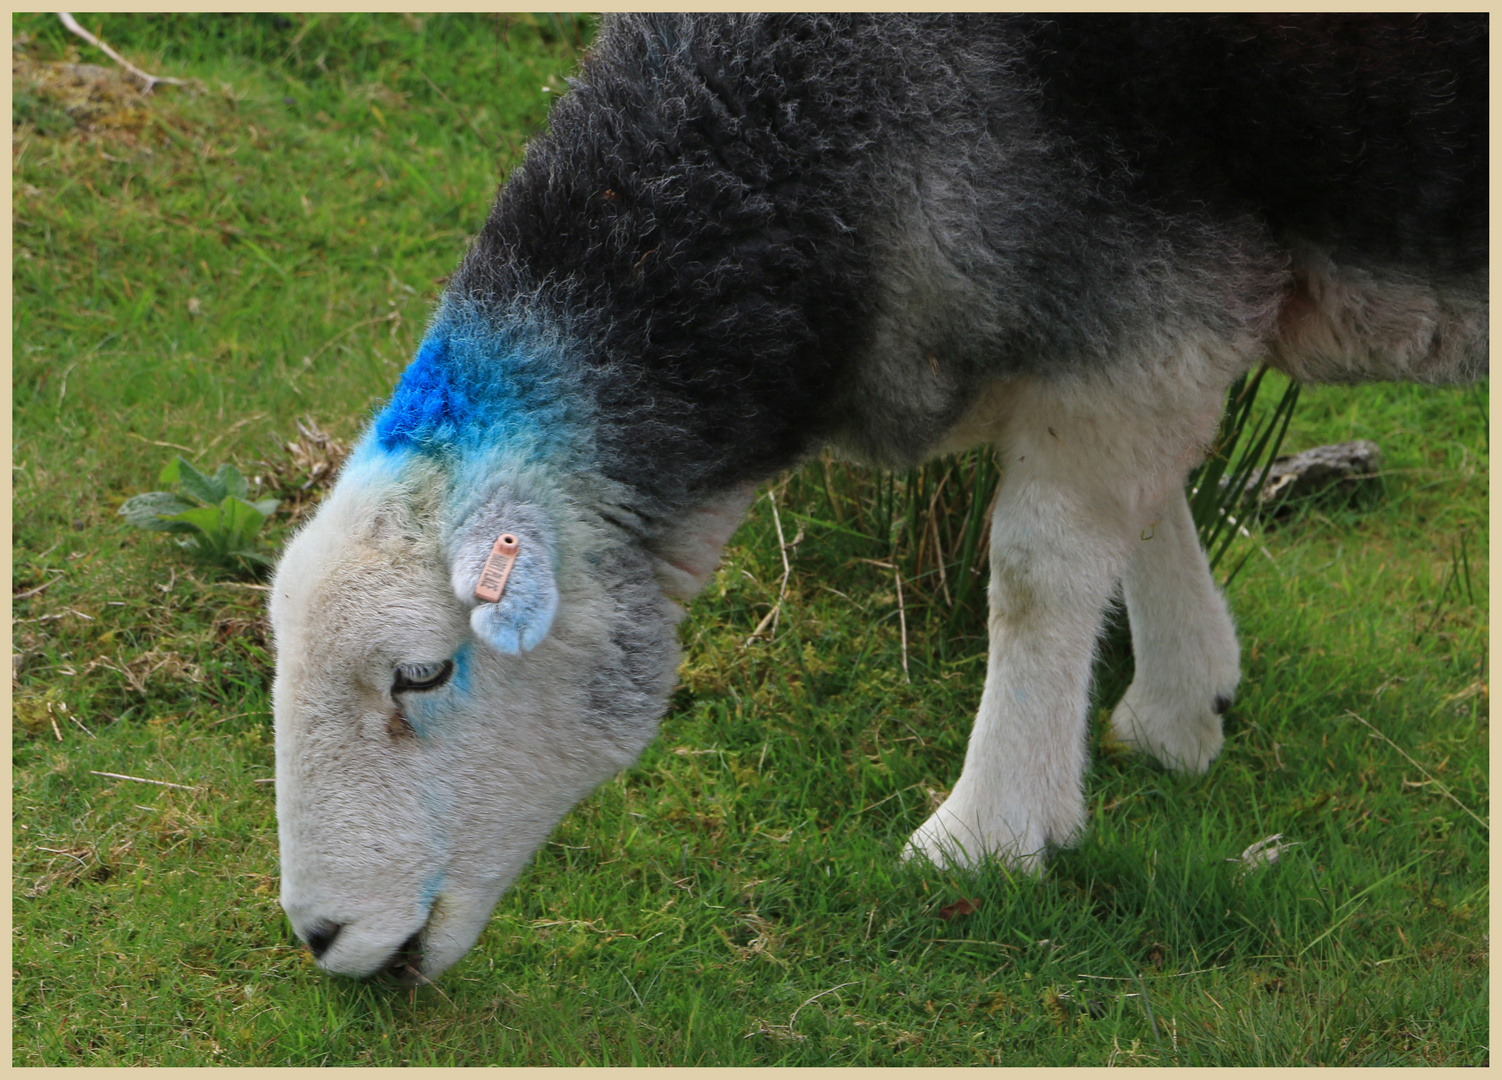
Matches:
[380,927,428,985]
[379,898,441,985]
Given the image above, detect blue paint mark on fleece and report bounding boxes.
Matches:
[399,645,476,739]
[375,335,474,450]
[372,302,587,464]
[420,869,446,912]
[448,642,473,697]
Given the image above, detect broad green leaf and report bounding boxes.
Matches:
[119,491,196,532]
[218,495,268,550]
[156,458,182,487]
[155,493,271,567]
[252,498,280,518]
[164,505,231,554]
[164,505,225,529]
[175,456,225,505]
[215,463,250,501]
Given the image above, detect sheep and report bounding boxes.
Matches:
[269,14,1487,981]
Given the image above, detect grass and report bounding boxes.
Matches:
[11,14,1489,1066]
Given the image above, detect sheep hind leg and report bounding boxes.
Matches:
[1107,486,1240,774]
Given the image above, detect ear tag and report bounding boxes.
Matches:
[474,533,520,603]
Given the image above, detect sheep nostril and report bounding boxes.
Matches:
[303,920,343,959]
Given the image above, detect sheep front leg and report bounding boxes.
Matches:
[907,424,1155,873]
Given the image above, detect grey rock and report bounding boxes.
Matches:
[1251,440,1384,508]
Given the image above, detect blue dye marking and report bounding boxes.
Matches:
[339,432,416,489]
[399,645,472,740]
[420,869,446,910]
[404,698,438,740]
[449,642,473,697]
[375,335,474,449]
[370,302,585,465]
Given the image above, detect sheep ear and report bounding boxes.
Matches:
[449,503,558,655]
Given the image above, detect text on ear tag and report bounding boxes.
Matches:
[474,533,521,603]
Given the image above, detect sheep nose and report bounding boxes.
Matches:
[302,920,343,959]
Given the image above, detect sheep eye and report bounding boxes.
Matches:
[392,659,454,694]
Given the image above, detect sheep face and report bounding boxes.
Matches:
[269,452,670,981]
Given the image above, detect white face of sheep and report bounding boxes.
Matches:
[269,454,672,981]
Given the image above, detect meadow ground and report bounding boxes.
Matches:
[12,14,1489,1066]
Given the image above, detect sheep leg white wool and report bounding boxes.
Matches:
[1109,487,1241,773]
[906,366,1235,871]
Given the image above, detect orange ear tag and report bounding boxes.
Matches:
[474,533,520,603]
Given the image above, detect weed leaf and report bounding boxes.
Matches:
[173,456,227,505]
[228,548,276,567]
[217,495,269,551]
[215,463,251,501]
[163,504,231,543]
[126,456,277,575]
[118,491,197,532]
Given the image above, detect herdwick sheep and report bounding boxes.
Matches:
[269,14,1488,981]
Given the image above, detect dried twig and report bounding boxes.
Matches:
[745,981,857,1040]
[856,783,922,815]
[857,558,910,680]
[788,982,857,1029]
[1077,967,1224,981]
[1346,711,1487,830]
[927,506,952,607]
[894,566,910,682]
[402,965,454,1006]
[744,488,795,645]
[303,312,398,368]
[13,572,65,601]
[125,431,196,454]
[89,770,198,791]
[36,846,89,867]
[767,493,792,636]
[57,13,187,92]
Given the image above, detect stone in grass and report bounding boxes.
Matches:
[1245,440,1384,516]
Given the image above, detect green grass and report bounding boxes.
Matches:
[12,14,1488,1066]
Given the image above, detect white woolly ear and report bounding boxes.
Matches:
[449,501,559,655]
